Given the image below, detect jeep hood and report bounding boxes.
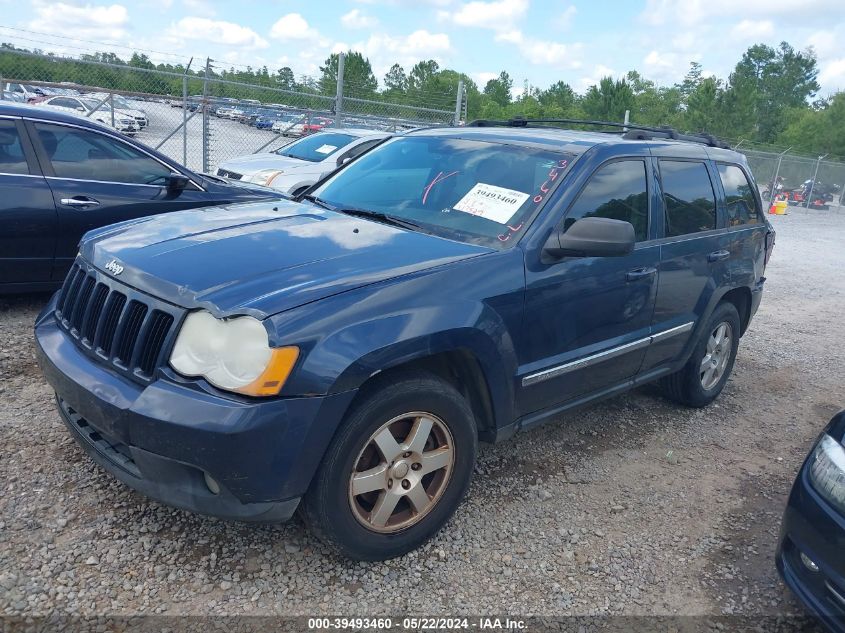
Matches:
[79,200,491,318]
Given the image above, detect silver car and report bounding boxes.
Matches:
[216,129,390,195]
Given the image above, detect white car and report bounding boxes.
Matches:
[216,129,390,195]
[35,96,140,134]
[84,93,149,128]
[2,82,45,102]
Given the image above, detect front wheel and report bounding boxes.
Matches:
[301,372,477,560]
[660,302,740,408]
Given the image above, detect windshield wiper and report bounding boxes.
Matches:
[302,195,422,231]
[335,208,423,231]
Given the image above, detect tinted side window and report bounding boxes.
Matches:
[0,121,30,175]
[564,160,649,241]
[718,164,761,226]
[660,160,717,237]
[341,139,382,162]
[35,123,172,185]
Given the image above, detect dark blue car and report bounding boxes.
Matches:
[34,121,774,560]
[778,410,845,632]
[0,102,280,293]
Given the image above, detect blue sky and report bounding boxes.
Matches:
[3,0,845,98]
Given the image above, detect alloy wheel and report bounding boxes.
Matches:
[700,322,733,390]
[348,412,454,534]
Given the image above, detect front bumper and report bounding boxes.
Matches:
[35,295,356,522]
[777,462,845,633]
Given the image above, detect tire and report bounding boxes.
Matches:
[660,302,741,408]
[301,372,477,560]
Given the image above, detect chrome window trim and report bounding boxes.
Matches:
[0,172,43,179]
[522,321,695,387]
[23,115,205,191]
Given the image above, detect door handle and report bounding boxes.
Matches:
[60,196,100,207]
[708,250,730,263]
[626,267,657,282]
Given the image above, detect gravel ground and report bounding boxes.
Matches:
[1,207,843,629]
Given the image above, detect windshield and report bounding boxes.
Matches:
[275,132,356,162]
[311,135,575,248]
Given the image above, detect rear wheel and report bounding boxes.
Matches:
[660,302,740,407]
[302,372,477,560]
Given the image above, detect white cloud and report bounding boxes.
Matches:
[170,17,268,49]
[29,1,129,41]
[819,58,845,94]
[341,9,379,29]
[348,30,451,84]
[441,0,528,30]
[557,5,577,30]
[641,0,842,26]
[474,71,499,85]
[494,30,582,69]
[270,13,320,40]
[577,64,616,92]
[730,19,774,40]
[182,0,216,17]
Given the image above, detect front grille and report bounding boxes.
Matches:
[55,262,183,383]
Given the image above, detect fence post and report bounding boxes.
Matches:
[0,76,4,101]
[183,57,192,167]
[770,147,790,199]
[109,93,115,128]
[806,154,828,208]
[454,80,464,126]
[334,52,345,128]
[202,57,211,173]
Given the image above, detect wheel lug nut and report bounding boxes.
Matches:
[387,479,393,488]
[411,463,421,471]
[401,479,411,489]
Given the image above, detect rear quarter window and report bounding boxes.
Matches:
[718,163,762,227]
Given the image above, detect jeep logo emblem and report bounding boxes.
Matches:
[104,259,124,276]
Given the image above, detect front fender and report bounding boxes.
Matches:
[267,250,525,430]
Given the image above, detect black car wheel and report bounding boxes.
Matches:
[301,372,477,560]
[660,302,740,408]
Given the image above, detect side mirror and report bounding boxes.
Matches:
[76,106,85,112]
[337,156,353,167]
[544,217,635,259]
[165,173,190,193]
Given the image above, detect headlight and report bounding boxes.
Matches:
[809,434,845,511]
[169,311,298,397]
[247,169,284,186]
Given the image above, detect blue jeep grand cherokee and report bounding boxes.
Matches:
[35,120,775,560]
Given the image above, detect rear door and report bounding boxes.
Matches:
[714,162,769,292]
[641,157,731,371]
[26,120,215,281]
[0,118,57,285]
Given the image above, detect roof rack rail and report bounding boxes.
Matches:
[465,117,732,149]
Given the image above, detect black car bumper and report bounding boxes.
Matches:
[778,463,845,633]
[35,297,357,522]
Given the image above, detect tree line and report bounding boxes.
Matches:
[1,41,842,159]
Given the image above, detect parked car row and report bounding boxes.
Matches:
[3,83,153,134]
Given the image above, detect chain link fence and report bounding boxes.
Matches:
[741,145,845,208]
[2,45,842,209]
[0,48,460,174]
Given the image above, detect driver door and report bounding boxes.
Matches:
[27,121,210,281]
